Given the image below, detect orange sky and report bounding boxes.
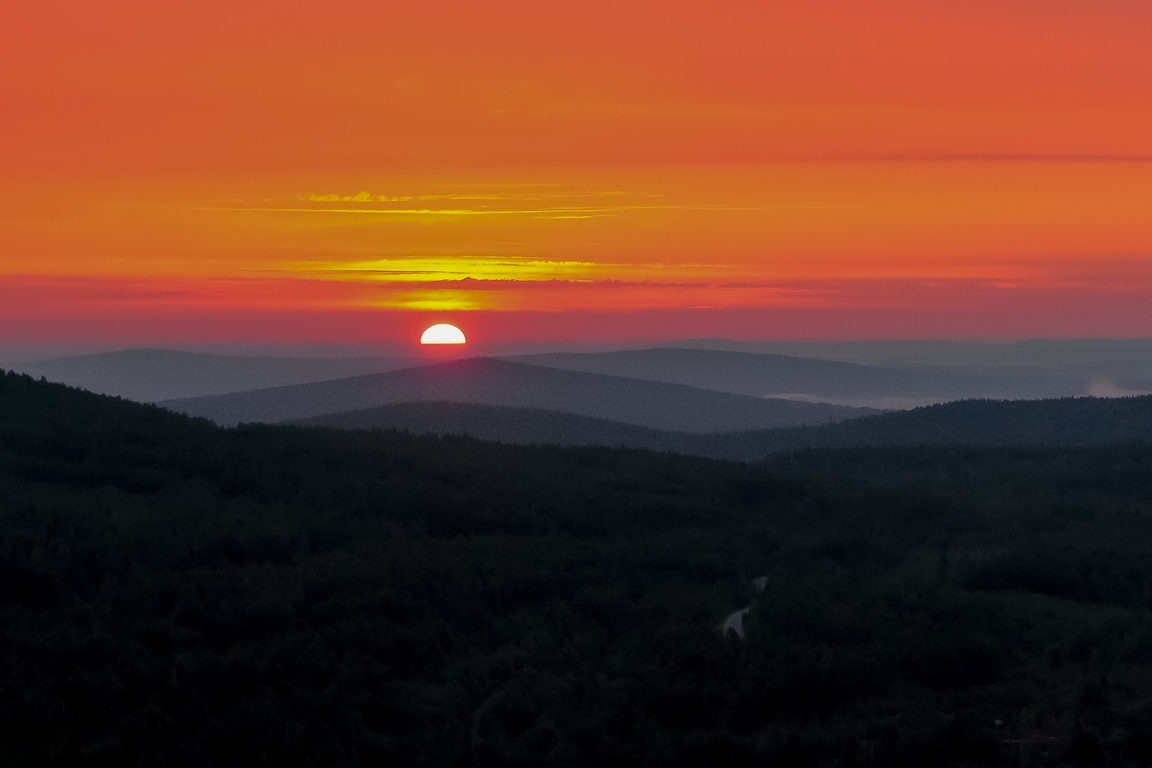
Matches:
[3,1,1152,350]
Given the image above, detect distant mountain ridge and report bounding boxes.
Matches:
[14,339,1152,410]
[508,347,1087,407]
[164,357,873,432]
[6,348,416,402]
[663,338,1152,393]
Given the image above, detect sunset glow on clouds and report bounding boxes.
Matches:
[4,1,1152,348]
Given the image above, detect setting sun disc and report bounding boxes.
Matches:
[420,324,466,345]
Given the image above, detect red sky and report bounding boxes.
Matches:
[3,1,1152,350]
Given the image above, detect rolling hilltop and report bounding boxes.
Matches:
[164,357,873,432]
[303,394,1152,461]
[746,394,1152,452]
[295,400,679,450]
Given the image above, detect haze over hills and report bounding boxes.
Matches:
[664,338,1152,396]
[5,348,417,402]
[11,340,1150,435]
[664,337,1152,368]
[12,340,1151,411]
[164,357,874,432]
[508,347,1074,408]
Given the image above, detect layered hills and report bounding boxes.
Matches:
[13,340,1152,413]
[509,346,1085,407]
[664,338,1152,395]
[164,357,873,432]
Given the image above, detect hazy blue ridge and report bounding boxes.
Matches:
[5,348,416,402]
[508,346,1064,403]
[665,336,1152,373]
[162,357,874,432]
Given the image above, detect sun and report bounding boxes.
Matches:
[420,323,466,345]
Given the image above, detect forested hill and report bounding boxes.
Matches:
[295,400,681,450]
[730,394,1152,457]
[300,395,1152,461]
[12,369,1152,764]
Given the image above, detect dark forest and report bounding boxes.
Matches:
[5,370,1152,766]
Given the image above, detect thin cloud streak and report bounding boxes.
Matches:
[192,203,777,217]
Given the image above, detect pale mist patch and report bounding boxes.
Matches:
[1087,378,1152,398]
[764,393,947,411]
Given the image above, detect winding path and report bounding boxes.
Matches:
[722,607,750,639]
[720,576,768,639]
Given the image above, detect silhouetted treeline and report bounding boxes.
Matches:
[6,370,1152,765]
[296,400,681,451]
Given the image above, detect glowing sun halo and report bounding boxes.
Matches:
[420,323,466,345]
